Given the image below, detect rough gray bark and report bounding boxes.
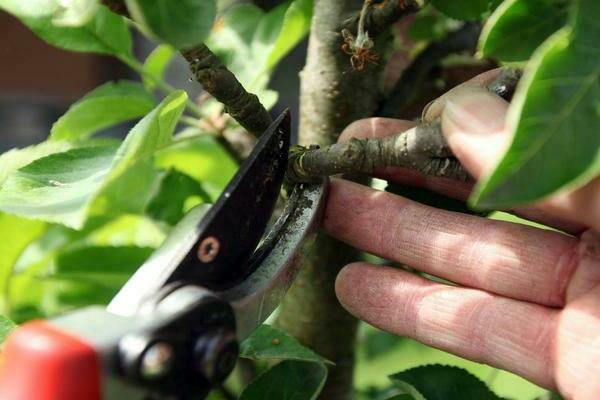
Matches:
[275,1,419,399]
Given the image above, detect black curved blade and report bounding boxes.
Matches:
[167,111,291,290]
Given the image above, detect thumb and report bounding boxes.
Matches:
[440,87,511,180]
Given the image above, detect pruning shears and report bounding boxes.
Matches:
[0,111,328,400]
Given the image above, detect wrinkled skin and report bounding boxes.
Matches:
[324,69,600,400]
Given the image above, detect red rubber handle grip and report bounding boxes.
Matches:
[0,321,101,400]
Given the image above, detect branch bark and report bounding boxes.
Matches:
[288,68,521,183]
[343,0,424,37]
[275,1,419,399]
[182,45,273,137]
[288,121,469,183]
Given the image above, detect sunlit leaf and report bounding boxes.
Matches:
[142,44,176,91]
[146,168,211,225]
[267,0,312,69]
[240,324,332,364]
[52,0,100,27]
[390,365,503,400]
[480,0,570,62]
[0,92,187,228]
[51,81,156,141]
[473,0,600,208]
[125,0,217,49]
[155,133,237,192]
[20,5,132,59]
[0,214,46,314]
[207,0,311,104]
[240,361,327,400]
[0,0,60,18]
[0,141,77,185]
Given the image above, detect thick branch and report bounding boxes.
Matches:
[379,22,481,118]
[288,122,469,182]
[290,68,521,183]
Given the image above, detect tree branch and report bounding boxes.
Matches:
[342,0,424,37]
[289,68,522,183]
[378,21,481,118]
[102,0,273,139]
[288,121,469,182]
[182,45,273,137]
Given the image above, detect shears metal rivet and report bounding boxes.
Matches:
[197,236,220,263]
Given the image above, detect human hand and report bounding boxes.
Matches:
[324,69,600,399]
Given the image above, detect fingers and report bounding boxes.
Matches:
[324,179,579,307]
[335,262,558,389]
[440,87,511,179]
[438,84,600,232]
[338,117,416,142]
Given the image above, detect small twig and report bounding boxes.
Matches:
[102,0,272,147]
[378,22,482,118]
[342,0,424,37]
[288,68,522,183]
[182,45,273,138]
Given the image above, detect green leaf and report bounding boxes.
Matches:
[125,0,217,49]
[21,5,132,59]
[146,168,211,225]
[240,325,332,364]
[389,365,503,400]
[480,0,570,62]
[0,92,187,228]
[0,314,16,344]
[386,396,416,400]
[55,245,154,277]
[155,133,237,192]
[8,215,166,318]
[0,145,118,227]
[0,141,77,185]
[0,0,100,27]
[50,81,156,141]
[407,10,462,42]
[51,0,100,27]
[473,0,600,208]
[430,0,494,20]
[240,360,327,400]
[0,213,46,314]
[0,0,59,18]
[142,44,176,91]
[207,0,311,104]
[266,0,312,69]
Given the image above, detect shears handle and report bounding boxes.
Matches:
[0,320,101,400]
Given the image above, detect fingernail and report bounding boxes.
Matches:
[421,99,436,122]
[442,88,508,138]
